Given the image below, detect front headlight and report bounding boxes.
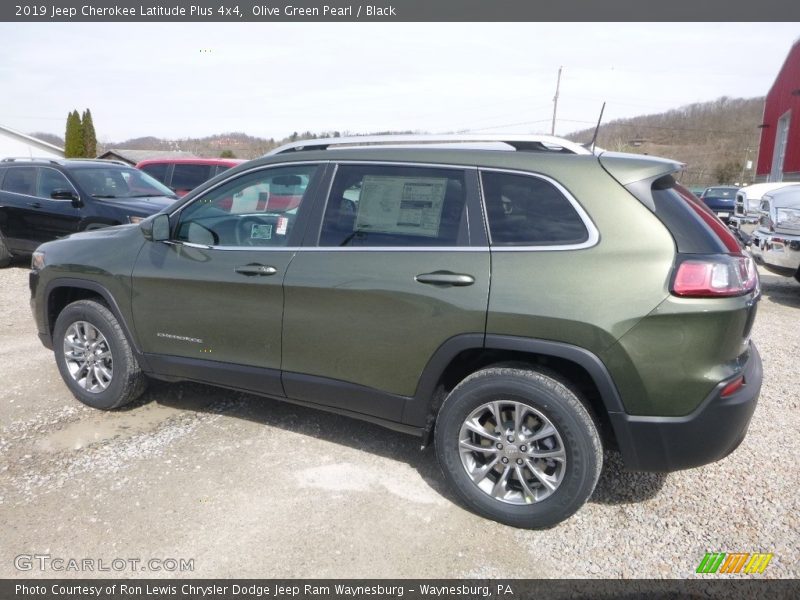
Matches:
[775,207,800,231]
[128,215,145,224]
[31,251,46,271]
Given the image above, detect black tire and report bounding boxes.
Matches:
[53,299,147,410]
[0,233,12,268]
[435,367,602,529]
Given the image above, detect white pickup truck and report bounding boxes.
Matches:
[748,184,800,282]
[730,182,797,237]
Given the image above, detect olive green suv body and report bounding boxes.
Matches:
[30,135,762,528]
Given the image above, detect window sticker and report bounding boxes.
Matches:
[250,223,273,239]
[276,217,288,236]
[354,176,447,237]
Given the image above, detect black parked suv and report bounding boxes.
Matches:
[30,135,762,528]
[0,157,177,267]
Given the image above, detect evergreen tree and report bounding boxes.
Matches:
[219,149,236,158]
[82,109,97,158]
[64,110,84,158]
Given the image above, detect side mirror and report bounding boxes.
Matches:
[141,214,170,242]
[51,189,82,207]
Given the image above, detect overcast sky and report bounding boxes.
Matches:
[1,22,797,143]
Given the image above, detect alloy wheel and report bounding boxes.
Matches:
[458,400,566,504]
[62,321,113,393]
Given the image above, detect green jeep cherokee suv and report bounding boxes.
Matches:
[30,135,762,528]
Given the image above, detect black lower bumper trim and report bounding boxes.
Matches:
[610,343,762,472]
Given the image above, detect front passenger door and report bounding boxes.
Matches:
[131,162,325,394]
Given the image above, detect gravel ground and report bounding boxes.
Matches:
[0,259,798,579]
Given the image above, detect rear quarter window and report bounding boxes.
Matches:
[480,170,589,246]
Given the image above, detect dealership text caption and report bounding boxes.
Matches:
[14,4,397,19]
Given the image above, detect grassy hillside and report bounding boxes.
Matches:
[31,96,762,187]
[566,96,764,186]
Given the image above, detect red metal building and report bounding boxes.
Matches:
[757,39,800,182]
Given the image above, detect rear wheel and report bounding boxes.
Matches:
[435,367,602,528]
[53,299,147,409]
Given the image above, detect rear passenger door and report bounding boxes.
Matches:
[281,163,490,422]
[480,168,600,346]
[0,166,39,250]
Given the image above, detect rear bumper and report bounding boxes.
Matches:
[610,342,762,472]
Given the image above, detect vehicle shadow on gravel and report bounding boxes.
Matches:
[758,275,800,309]
[138,380,666,509]
[140,379,460,500]
[590,451,667,505]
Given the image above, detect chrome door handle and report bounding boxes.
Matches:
[235,264,277,276]
[28,202,42,208]
[415,271,475,287]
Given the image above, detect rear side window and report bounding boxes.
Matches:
[319,164,468,247]
[1,167,36,196]
[480,170,589,246]
[171,164,212,191]
[140,163,169,184]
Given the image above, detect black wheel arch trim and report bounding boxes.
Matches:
[40,277,151,371]
[405,333,629,445]
[407,334,626,423]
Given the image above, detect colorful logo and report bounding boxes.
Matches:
[696,552,773,574]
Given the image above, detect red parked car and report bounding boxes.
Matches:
[136,158,246,197]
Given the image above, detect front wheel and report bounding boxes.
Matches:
[435,367,602,529]
[53,299,147,410]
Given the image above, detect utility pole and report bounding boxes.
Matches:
[551,66,563,136]
[738,147,751,186]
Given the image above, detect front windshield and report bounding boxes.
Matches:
[71,167,175,199]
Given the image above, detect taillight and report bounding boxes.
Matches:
[672,254,758,298]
